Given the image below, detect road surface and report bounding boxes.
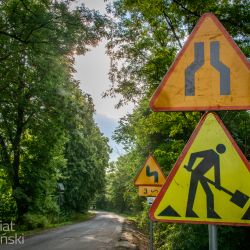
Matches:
[0,211,126,250]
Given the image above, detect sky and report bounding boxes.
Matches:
[73,0,133,161]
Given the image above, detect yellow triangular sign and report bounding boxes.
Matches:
[150,13,250,111]
[149,113,250,226]
[134,155,166,187]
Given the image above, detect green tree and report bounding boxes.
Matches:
[105,152,144,213]
[62,87,110,214]
[0,0,107,224]
[105,0,249,106]
[106,0,250,249]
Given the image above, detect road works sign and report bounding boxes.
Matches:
[134,155,166,187]
[150,13,250,111]
[147,197,156,206]
[149,112,250,226]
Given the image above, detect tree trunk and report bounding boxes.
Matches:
[12,102,27,224]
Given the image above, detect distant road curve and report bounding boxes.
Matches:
[0,211,125,250]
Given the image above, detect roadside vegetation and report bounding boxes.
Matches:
[95,0,250,249]
[0,0,109,233]
[0,1,249,249]
[0,212,95,238]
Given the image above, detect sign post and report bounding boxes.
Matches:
[209,224,218,250]
[134,155,166,250]
[149,219,154,250]
[147,197,156,250]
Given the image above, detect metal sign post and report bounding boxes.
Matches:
[149,219,154,250]
[147,197,155,250]
[208,224,218,250]
[134,156,165,250]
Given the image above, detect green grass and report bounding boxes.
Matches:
[25,212,96,236]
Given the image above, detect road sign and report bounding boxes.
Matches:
[149,112,250,226]
[134,155,166,187]
[147,197,156,206]
[150,13,250,111]
[138,186,162,197]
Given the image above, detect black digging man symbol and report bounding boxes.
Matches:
[184,144,226,219]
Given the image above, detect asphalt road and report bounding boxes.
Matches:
[0,211,125,250]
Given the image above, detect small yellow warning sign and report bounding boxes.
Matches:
[138,186,162,197]
[134,155,166,187]
[150,13,250,111]
[149,112,250,226]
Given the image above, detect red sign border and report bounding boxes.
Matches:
[150,13,250,112]
[149,112,250,226]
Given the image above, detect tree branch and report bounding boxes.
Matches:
[0,30,28,44]
[162,11,182,49]
[172,0,200,17]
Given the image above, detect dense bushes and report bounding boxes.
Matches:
[103,0,250,248]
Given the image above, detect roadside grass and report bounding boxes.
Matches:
[0,212,96,238]
[117,213,137,223]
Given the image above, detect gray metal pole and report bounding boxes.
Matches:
[149,219,154,250]
[208,225,218,250]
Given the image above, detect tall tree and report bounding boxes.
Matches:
[62,86,110,214]
[0,0,107,223]
[106,0,250,249]
[105,0,249,106]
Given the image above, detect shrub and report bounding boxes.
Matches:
[23,213,49,230]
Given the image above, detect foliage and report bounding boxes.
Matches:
[218,111,250,159]
[0,0,109,227]
[62,88,110,214]
[105,0,250,249]
[105,152,144,213]
[105,0,250,106]
[113,98,201,171]
[0,170,16,221]
[154,223,208,250]
[23,213,49,230]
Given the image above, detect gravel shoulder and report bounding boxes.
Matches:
[116,219,148,250]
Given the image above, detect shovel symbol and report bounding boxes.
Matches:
[185,166,249,208]
[201,175,249,208]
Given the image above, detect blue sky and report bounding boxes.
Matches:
[73,0,133,161]
[94,114,126,160]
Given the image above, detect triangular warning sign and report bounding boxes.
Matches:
[150,13,250,111]
[134,155,166,186]
[149,112,250,226]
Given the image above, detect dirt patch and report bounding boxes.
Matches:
[115,219,148,250]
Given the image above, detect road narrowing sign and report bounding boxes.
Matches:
[149,112,250,226]
[150,13,250,111]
